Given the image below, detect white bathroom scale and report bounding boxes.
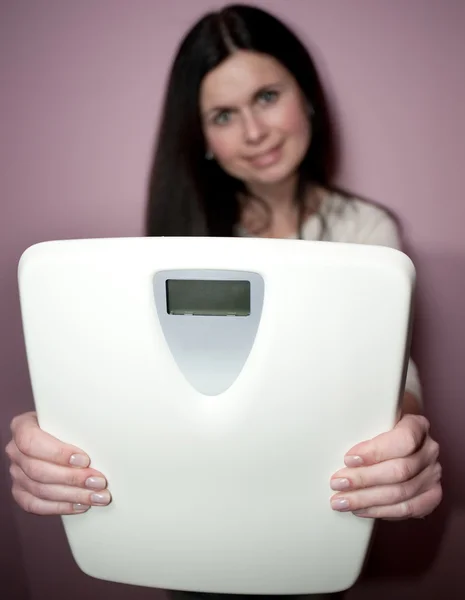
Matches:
[17,236,415,595]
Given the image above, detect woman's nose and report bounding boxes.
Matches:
[242,111,267,145]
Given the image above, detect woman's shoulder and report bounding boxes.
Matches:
[313,187,403,250]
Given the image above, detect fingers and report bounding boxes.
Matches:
[330,460,441,515]
[350,482,443,520]
[6,411,112,517]
[10,411,90,467]
[10,464,111,508]
[343,414,431,467]
[330,422,442,520]
[11,485,90,516]
[331,436,440,491]
[7,441,106,488]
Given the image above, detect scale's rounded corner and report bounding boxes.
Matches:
[17,241,53,278]
[66,544,109,585]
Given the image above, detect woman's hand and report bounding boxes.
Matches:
[5,411,112,515]
[329,413,442,519]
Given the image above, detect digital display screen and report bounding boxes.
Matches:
[166,279,250,316]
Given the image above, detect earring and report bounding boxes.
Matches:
[205,150,214,160]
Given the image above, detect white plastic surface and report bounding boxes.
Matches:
[17,236,415,595]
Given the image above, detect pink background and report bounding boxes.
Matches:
[1,1,464,598]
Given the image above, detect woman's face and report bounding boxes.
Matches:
[200,50,311,190]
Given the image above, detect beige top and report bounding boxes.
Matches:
[238,190,422,402]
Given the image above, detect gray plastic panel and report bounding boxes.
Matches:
[153,270,265,396]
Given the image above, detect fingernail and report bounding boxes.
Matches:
[69,454,89,468]
[345,455,363,468]
[330,478,351,491]
[331,498,350,511]
[73,503,89,512]
[85,477,106,490]
[90,491,111,506]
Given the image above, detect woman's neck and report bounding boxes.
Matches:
[239,175,296,238]
[246,174,297,213]
[240,177,323,238]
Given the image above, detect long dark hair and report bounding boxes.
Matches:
[145,3,337,237]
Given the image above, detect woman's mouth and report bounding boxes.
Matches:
[247,144,283,168]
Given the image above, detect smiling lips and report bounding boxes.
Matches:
[247,143,283,168]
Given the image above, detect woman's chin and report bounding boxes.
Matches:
[248,166,296,188]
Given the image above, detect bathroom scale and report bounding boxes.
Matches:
[17,236,415,595]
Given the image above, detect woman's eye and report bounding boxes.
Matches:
[258,90,279,104]
[213,110,232,125]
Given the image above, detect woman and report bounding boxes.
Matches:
[5,3,441,599]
